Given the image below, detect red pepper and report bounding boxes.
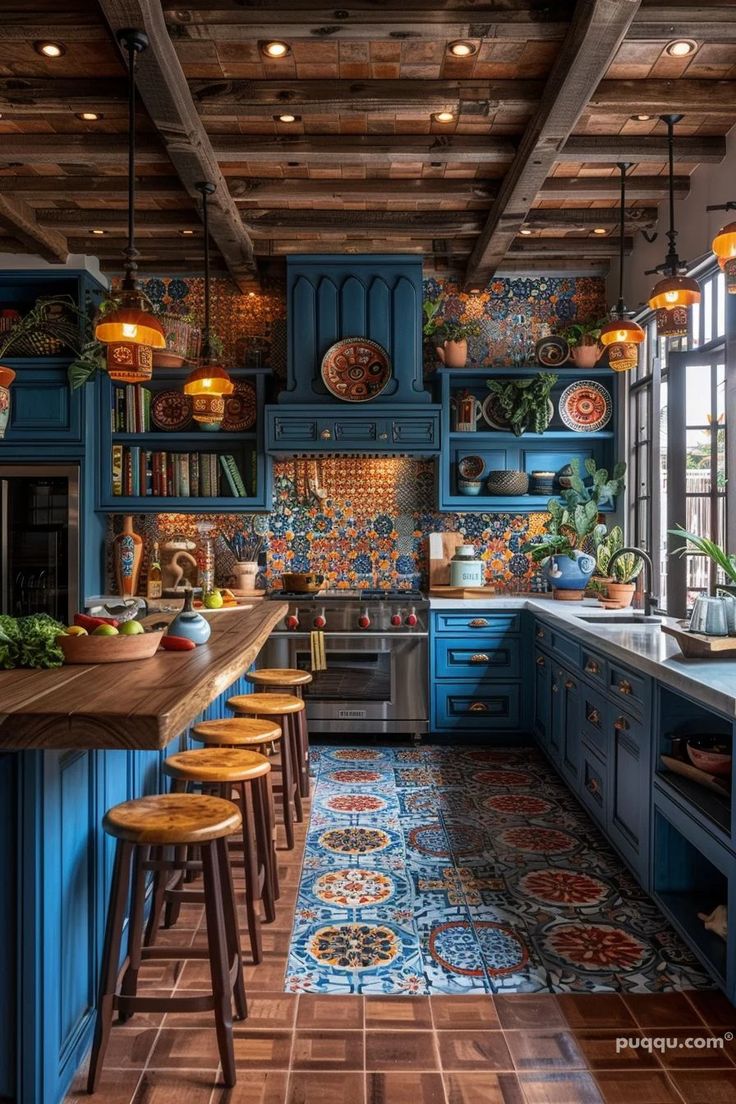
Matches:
[74,612,120,631]
[161,634,196,652]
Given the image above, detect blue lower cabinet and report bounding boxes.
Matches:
[533,649,552,748]
[558,666,582,787]
[580,741,608,827]
[609,707,650,887]
[434,634,521,680]
[434,681,521,730]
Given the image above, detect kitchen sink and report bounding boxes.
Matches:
[575,614,662,624]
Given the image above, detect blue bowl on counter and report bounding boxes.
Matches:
[458,478,483,496]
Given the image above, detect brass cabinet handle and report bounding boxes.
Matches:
[536,627,545,639]
[536,655,545,667]
[378,432,388,440]
[565,678,576,690]
[587,707,601,725]
[468,618,489,628]
[470,653,489,664]
[585,659,600,675]
[617,679,633,695]
[320,428,332,440]
[586,777,600,795]
[469,701,488,712]
[614,716,630,731]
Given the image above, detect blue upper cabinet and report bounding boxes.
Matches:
[281,254,429,404]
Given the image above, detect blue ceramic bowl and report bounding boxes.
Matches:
[458,478,483,496]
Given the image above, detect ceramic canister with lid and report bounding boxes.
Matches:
[449,544,485,587]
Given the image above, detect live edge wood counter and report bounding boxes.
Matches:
[0,602,286,751]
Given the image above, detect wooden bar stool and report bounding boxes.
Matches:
[227,693,305,850]
[88,793,245,1092]
[246,668,312,798]
[158,748,275,964]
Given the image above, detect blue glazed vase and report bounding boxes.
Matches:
[544,550,596,592]
[167,589,212,645]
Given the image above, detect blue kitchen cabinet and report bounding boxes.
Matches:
[609,706,650,880]
[533,648,552,748]
[266,404,440,455]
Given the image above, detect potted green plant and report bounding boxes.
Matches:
[668,527,736,594]
[434,318,481,368]
[560,318,606,369]
[485,372,557,436]
[521,458,626,598]
[594,525,642,606]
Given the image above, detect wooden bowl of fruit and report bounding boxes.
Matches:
[57,616,165,664]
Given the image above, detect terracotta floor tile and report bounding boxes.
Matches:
[367,1071,447,1104]
[65,1066,142,1104]
[572,1030,660,1070]
[435,1030,513,1072]
[221,1071,289,1103]
[103,1025,160,1070]
[365,995,433,1029]
[593,1070,685,1103]
[296,995,364,1029]
[286,1072,365,1104]
[668,1069,736,1103]
[516,1071,604,1104]
[443,1071,525,1104]
[291,1029,364,1071]
[558,994,637,1031]
[504,1030,587,1072]
[624,995,704,1029]
[495,996,567,1031]
[242,993,298,1031]
[686,992,736,1032]
[431,995,500,1030]
[365,1030,439,1070]
[147,1028,221,1070]
[130,1068,221,1102]
[233,1030,294,1069]
[642,1029,735,1069]
[244,960,290,991]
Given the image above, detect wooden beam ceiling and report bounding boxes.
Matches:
[96,0,258,290]
[0,196,68,262]
[465,0,643,285]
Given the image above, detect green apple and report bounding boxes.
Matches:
[92,623,119,636]
[204,589,224,609]
[119,620,144,635]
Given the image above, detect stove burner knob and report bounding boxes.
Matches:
[358,612,371,629]
[285,614,300,631]
[390,613,402,627]
[313,613,326,629]
[405,609,418,627]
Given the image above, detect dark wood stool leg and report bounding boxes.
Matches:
[87,839,134,1093]
[216,835,247,1022]
[297,706,310,798]
[201,841,237,1087]
[252,774,276,923]
[119,844,148,1018]
[288,714,304,824]
[144,845,167,947]
[278,718,295,849]
[239,780,263,965]
[163,844,187,931]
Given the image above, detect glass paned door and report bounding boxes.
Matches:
[666,349,727,617]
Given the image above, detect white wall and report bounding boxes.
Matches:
[617,125,736,310]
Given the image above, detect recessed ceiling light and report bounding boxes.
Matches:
[434,111,455,123]
[248,291,256,297]
[519,227,532,236]
[448,40,478,57]
[631,113,652,122]
[261,40,290,58]
[90,228,105,236]
[593,227,608,235]
[77,111,103,121]
[275,113,299,123]
[665,39,697,57]
[34,40,65,58]
[180,228,195,236]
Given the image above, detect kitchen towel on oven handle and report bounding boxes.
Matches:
[310,630,327,671]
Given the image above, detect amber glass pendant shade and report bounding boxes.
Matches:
[600,317,644,373]
[648,275,701,311]
[183,360,234,425]
[106,340,153,384]
[713,221,736,293]
[95,293,165,350]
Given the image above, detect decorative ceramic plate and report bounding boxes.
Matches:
[222,379,257,432]
[458,454,485,480]
[535,336,570,367]
[482,392,554,432]
[151,389,193,432]
[321,338,392,402]
[559,380,612,432]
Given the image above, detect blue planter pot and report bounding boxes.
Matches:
[544,550,596,592]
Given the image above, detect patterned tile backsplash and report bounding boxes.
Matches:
[107,458,548,593]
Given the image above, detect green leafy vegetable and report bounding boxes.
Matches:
[0,613,65,669]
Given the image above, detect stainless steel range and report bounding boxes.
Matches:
[261,589,429,740]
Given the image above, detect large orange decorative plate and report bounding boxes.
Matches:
[559,380,612,432]
[222,379,257,431]
[321,338,391,402]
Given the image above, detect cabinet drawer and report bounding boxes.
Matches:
[433,611,521,635]
[534,620,580,667]
[435,635,520,679]
[391,415,439,448]
[580,743,607,826]
[581,648,607,685]
[269,415,319,445]
[608,662,649,717]
[581,685,608,758]
[434,683,521,730]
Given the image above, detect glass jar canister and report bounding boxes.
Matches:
[449,544,485,587]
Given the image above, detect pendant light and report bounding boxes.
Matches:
[647,114,700,338]
[599,163,644,372]
[95,29,165,382]
[183,182,234,427]
[709,199,736,293]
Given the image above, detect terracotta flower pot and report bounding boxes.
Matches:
[436,338,468,368]
[606,581,635,607]
[569,341,601,369]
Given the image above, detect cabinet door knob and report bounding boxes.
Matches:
[617,679,633,695]
[565,678,576,690]
[586,777,600,795]
[585,659,600,675]
[587,707,600,725]
[470,653,489,664]
[536,655,545,667]
[468,618,489,628]
[378,432,388,440]
[614,716,630,731]
[320,428,332,440]
[536,627,544,639]
[469,701,488,712]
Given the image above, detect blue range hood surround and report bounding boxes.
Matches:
[266,254,440,454]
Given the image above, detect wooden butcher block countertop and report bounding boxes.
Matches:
[0,603,286,751]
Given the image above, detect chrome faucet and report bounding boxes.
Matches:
[607,546,659,616]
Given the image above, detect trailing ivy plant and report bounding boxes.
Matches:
[485,372,557,436]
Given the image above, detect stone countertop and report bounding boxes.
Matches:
[429,595,736,719]
[0,602,287,751]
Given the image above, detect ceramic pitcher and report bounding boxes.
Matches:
[452,390,482,431]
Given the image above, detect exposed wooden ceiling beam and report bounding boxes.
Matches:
[562,134,725,163]
[509,236,632,256]
[210,135,517,164]
[96,0,257,289]
[629,2,736,42]
[229,178,499,201]
[0,175,187,198]
[0,134,166,163]
[591,79,736,115]
[36,208,198,228]
[465,0,642,285]
[539,174,688,199]
[0,195,68,262]
[243,211,484,235]
[523,206,657,228]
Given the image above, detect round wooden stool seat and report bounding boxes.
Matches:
[246,667,312,688]
[228,692,305,715]
[164,748,271,784]
[103,793,241,845]
[192,717,282,747]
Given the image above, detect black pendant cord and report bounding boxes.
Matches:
[616,162,628,318]
[117,29,148,292]
[196,181,216,358]
[662,113,683,277]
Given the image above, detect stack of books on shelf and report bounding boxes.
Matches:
[111,386,152,433]
[111,445,249,498]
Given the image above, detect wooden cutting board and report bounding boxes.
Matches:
[429,585,497,598]
[428,532,466,588]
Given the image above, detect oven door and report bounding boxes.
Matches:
[262,632,428,735]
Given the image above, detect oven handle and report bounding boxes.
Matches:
[272,631,428,639]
